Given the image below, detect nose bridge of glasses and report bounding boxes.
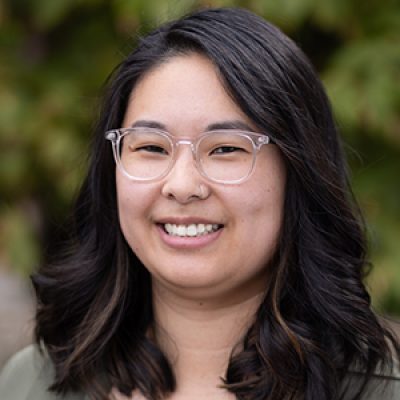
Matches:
[174,138,197,158]
[175,138,194,146]
[168,138,203,181]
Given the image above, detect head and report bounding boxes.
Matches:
[88,6,354,307]
[36,7,396,400]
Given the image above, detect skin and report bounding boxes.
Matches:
[115,53,286,399]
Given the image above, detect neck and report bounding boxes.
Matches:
[151,285,263,398]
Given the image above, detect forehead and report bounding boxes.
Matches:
[122,53,256,134]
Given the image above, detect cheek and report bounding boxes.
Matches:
[116,175,154,241]
[239,169,285,222]
[242,192,283,239]
[117,179,135,225]
[234,164,286,252]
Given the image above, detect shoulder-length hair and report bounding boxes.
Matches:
[33,7,400,400]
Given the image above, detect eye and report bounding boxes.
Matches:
[130,144,169,155]
[210,146,246,155]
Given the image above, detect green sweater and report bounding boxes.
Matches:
[1,345,399,399]
[0,346,85,400]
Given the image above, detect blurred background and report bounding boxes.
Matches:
[0,0,399,367]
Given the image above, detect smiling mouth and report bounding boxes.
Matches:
[161,223,223,237]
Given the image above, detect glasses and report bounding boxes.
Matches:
[105,127,271,184]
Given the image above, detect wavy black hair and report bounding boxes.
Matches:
[33,7,399,400]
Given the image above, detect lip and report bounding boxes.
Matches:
[156,223,224,250]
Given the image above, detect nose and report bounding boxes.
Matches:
[161,147,210,204]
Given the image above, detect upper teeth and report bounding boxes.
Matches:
[164,223,220,237]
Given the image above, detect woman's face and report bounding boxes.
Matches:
[117,53,286,304]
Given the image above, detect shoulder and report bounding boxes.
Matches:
[345,358,400,400]
[0,345,86,400]
[364,371,400,400]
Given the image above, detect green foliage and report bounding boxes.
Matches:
[0,0,399,313]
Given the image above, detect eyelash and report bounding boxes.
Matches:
[211,146,245,154]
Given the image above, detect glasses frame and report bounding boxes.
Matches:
[105,127,271,184]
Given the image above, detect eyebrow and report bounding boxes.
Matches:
[130,120,255,132]
[205,120,255,132]
[130,120,167,130]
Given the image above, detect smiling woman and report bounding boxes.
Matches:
[115,53,285,300]
[1,6,399,400]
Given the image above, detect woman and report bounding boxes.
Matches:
[1,7,399,400]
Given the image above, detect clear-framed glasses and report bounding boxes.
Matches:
[105,127,271,184]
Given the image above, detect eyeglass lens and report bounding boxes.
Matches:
[119,129,256,182]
